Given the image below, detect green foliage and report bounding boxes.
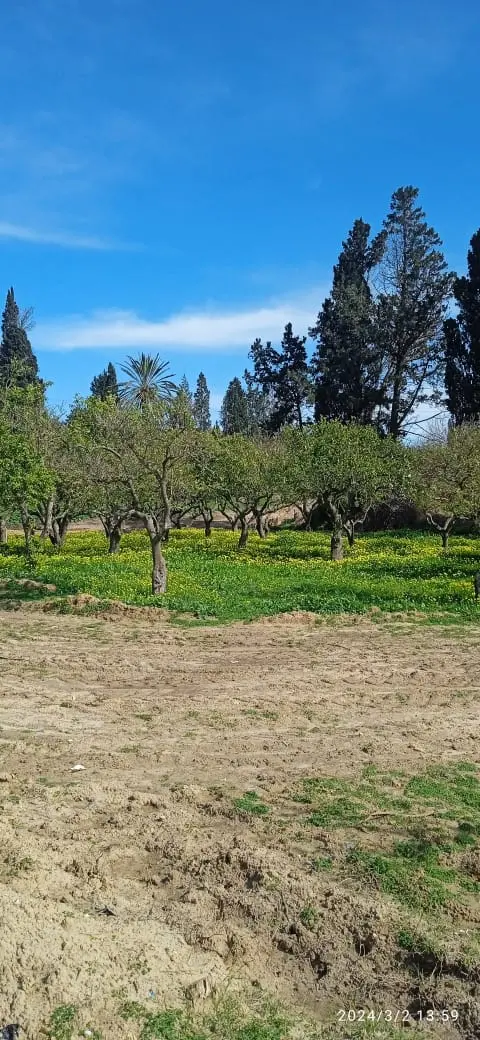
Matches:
[118,353,177,409]
[193,371,211,431]
[0,286,40,388]
[414,424,480,531]
[220,377,250,434]
[43,1004,77,1040]
[310,218,386,424]
[234,791,269,816]
[444,228,480,425]
[375,186,453,438]
[248,322,312,431]
[120,997,292,1040]
[90,361,118,401]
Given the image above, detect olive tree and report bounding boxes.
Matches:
[0,420,53,554]
[283,421,408,559]
[76,397,196,593]
[209,435,287,548]
[413,424,480,549]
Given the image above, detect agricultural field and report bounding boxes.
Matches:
[0,529,480,1038]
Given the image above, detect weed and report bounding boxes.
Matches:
[299,905,318,929]
[233,791,269,816]
[42,1004,77,1040]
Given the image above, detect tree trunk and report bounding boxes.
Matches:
[162,527,170,543]
[20,508,33,558]
[326,497,344,561]
[0,519,7,545]
[426,513,454,551]
[238,517,249,549]
[49,516,69,549]
[255,513,266,538]
[108,526,122,553]
[388,375,403,440]
[330,527,344,560]
[230,518,239,532]
[150,533,167,594]
[343,520,355,547]
[40,496,54,540]
[204,517,212,537]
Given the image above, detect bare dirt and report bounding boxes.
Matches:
[0,609,479,1037]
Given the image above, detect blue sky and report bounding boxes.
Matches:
[1,0,479,417]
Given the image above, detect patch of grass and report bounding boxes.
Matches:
[311,856,333,872]
[299,905,318,929]
[120,996,295,1040]
[233,790,270,817]
[42,1004,77,1040]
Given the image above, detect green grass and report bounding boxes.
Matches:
[1,527,480,622]
[120,996,300,1040]
[267,762,480,914]
[233,790,270,816]
[42,1005,78,1040]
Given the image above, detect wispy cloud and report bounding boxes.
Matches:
[0,221,121,250]
[35,288,326,352]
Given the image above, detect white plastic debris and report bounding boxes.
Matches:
[70,764,86,772]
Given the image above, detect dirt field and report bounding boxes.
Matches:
[0,608,479,1038]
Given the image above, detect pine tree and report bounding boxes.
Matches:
[179,374,193,404]
[375,187,453,438]
[248,323,311,431]
[310,219,386,424]
[220,377,249,434]
[171,375,194,428]
[444,229,480,425]
[193,372,211,430]
[90,362,119,401]
[243,369,274,434]
[0,287,40,388]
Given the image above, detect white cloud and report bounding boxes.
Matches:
[0,221,119,250]
[35,288,326,352]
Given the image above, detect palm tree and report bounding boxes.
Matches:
[118,353,177,409]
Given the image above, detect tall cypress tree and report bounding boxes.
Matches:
[220,377,249,434]
[193,372,211,430]
[248,322,311,430]
[90,361,119,401]
[375,187,453,438]
[0,287,39,388]
[309,219,386,424]
[444,230,480,425]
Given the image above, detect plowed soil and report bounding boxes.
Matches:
[0,609,479,1038]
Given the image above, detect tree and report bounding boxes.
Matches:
[0,420,53,554]
[310,219,386,424]
[375,187,453,438]
[193,372,211,431]
[413,425,480,549]
[0,287,40,389]
[77,397,195,593]
[282,422,408,560]
[170,376,195,430]
[118,353,177,410]
[90,362,119,401]
[220,378,249,434]
[243,369,274,434]
[444,229,480,425]
[248,323,312,430]
[210,436,286,547]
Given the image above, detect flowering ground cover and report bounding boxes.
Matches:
[1,528,479,622]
